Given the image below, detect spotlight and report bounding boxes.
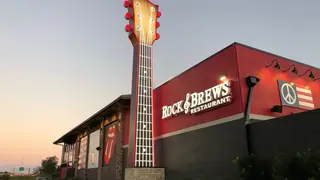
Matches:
[220,73,227,81]
[283,64,298,75]
[274,62,281,69]
[246,76,260,88]
[265,59,281,70]
[299,69,315,79]
[271,105,282,113]
[292,67,298,74]
[309,72,315,79]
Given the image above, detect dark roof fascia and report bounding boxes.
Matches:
[234,42,320,70]
[53,42,319,144]
[53,94,130,144]
[155,42,319,91]
[155,42,237,89]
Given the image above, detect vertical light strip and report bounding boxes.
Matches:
[142,40,145,167]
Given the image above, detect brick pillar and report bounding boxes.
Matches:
[116,111,124,180]
[97,120,105,180]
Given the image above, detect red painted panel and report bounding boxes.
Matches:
[235,44,320,118]
[123,110,130,145]
[153,45,243,136]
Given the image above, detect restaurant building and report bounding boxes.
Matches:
[54,42,320,180]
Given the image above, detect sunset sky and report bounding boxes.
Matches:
[1,0,319,172]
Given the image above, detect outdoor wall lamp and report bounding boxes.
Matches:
[220,73,227,81]
[265,59,281,70]
[244,75,260,155]
[299,69,315,79]
[271,105,283,113]
[283,64,298,75]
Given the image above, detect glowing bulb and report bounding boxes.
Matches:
[220,75,227,81]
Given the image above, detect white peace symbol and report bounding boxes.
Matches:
[281,83,297,105]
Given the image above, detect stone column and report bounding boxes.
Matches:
[97,119,105,180]
[116,111,124,180]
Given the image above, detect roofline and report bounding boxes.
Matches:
[53,42,319,144]
[155,42,236,89]
[53,94,130,144]
[234,42,320,71]
[155,42,319,90]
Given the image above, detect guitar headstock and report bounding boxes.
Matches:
[124,0,161,45]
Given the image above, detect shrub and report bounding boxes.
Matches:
[232,154,266,180]
[234,149,320,180]
[272,149,320,180]
[2,172,10,180]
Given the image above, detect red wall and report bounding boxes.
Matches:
[153,45,243,137]
[122,43,320,146]
[236,44,320,118]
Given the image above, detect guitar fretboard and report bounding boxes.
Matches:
[135,42,153,167]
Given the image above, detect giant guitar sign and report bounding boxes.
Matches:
[124,0,161,168]
[161,80,233,119]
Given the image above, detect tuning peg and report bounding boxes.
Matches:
[156,22,160,28]
[123,0,131,8]
[125,13,132,20]
[157,11,161,18]
[125,24,132,32]
[156,33,160,40]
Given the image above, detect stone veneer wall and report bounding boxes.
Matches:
[116,112,124,180]
[124,168,165,180]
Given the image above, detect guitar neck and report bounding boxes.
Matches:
[135,42,154,167]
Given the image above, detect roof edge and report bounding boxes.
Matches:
[155,42,319,91]
[234,42,320,70]
[155,42,237,89]
[53,94,130,145]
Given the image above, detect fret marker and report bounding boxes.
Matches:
[143,124,146,129]
[144,107,146,111]
[144,70,147,74]
[143,148,146,152]
[144,89,147,93]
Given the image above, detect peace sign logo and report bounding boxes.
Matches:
[281,83,297,105]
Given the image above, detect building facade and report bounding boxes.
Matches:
[54,42,320,180]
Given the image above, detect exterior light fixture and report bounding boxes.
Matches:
[309,72,315,79]
[283,64,298,75]
[244,75,260,155]
[299,69,315,79]
[220,73,227,81]
[246,76,260,88]
[265,59,281,70]
[271,105,282,113]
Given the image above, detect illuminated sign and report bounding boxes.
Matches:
[162,80,232,119]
